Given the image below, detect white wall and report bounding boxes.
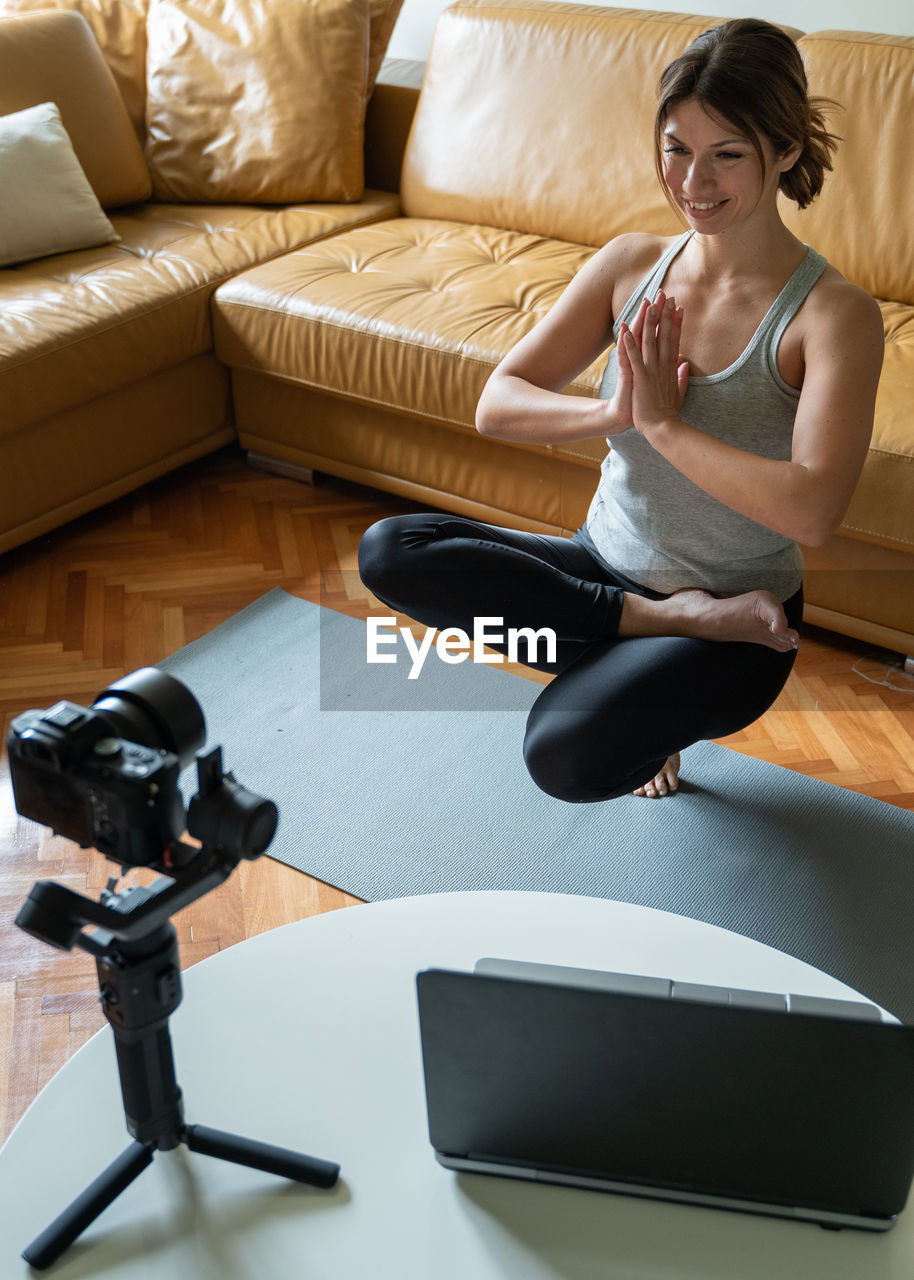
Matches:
[387,0,914,61]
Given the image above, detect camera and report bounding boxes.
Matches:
[7,667,276,873]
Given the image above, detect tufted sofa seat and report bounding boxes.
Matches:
[214,219,605,529]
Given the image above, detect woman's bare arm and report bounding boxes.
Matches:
[475,234,658,445]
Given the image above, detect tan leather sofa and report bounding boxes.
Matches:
[2,2,913,658]
[0,3,401,553]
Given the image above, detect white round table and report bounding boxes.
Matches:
[1,891,910,1278]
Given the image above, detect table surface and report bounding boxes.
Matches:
[1,890,910,1279]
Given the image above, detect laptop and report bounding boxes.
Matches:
[416,958,914,1231]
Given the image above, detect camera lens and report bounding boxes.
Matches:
[187,777,278,859]
[91,668,206,768]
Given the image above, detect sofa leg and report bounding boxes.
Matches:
[246,451,318,486]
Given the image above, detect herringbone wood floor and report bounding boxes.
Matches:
[1,445,912,1146]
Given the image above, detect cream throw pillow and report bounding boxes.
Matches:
[0,101,119,267]
[145,0,372,203]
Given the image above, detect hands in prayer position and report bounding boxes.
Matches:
[613,290,690,437]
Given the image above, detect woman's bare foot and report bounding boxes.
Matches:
[620,588,799,652]
[669,588,799,650]
[634,753,681,798]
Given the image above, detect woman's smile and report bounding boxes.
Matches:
[683,198,729,219]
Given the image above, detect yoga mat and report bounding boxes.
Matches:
[160,588,914,1022]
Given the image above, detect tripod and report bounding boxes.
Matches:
[16,751,340,1271]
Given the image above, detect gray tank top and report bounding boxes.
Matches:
[585,231,827,599]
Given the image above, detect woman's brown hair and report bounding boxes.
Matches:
[654,19,840,211]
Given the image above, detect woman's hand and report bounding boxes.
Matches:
[599,296,650,435]
[618,289,690,436]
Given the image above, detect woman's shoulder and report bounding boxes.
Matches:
[591,232,682,318]
[802,260,884,344]
[593,231,680,274]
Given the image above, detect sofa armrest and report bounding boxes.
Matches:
[364,56,425,193]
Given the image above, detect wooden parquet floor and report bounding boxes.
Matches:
[1,444,912,1145]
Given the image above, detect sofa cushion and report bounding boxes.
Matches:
[145,0,371,203]
[213,216,914,560]
[401,0,727,246]
[0,101,119,266]
[0,8,151,207]
[0,1,149,141]
[784,30,914,306]
[212,217,606,448]
[0,191,399,433]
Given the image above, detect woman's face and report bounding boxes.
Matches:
[660,97,797,233]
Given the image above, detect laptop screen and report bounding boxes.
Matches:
[417,967,914,1225]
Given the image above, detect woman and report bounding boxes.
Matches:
[358,19,883,802]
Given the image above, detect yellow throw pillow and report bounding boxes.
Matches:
[144,0,371,203]
[0,101,119,267]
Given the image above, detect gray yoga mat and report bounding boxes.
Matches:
[161,587,914,1022]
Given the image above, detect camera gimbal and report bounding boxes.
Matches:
[14,737,339,1271]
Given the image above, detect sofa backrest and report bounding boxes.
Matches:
[0,9,151,207]
[783,30,914,305]
[401,0,742,247]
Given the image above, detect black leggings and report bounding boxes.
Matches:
[357,514,802,802]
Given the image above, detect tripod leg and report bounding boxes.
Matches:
[23,1140,153,1271]
[183,1124,339,1188]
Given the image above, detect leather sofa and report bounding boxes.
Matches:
[0,1,403,553]
[2,2,913,658]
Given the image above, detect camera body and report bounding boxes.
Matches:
[8,666,277,881]
[8,700,185,867]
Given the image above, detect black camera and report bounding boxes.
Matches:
[7,667,276,873]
